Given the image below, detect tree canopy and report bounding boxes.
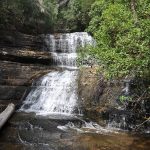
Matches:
[0,0,58,34]
[83,0,150,78]
[0,0,95,34]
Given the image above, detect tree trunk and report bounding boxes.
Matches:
[0,103,15,130]
[131,0,138,23]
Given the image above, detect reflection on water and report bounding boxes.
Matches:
[0,112,149,150]
[73,133,150,150]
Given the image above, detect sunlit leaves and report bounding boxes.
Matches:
[87,0,150,78]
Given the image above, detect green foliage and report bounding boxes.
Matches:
[56,0,96,32]
[0,0,58,34]
[86,0,150,78]
[119,95,132,103]
[77,46,98,66]
[0,0,95,33]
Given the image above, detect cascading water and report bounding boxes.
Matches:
[20,32,95,115]
[44,32,95,68]
[20,71,78,115]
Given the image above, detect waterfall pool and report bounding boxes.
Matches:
[0,112,149,150]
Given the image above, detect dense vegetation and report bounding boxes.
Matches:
[0,0,94,34]
[0,0,149,78]
[0,0,58,34]
[56,0,95,32]
[83,0,150,78]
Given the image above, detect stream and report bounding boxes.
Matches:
[0,112,149,150]
[0,32,149,150]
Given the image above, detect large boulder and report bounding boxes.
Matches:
[78,66,150,132]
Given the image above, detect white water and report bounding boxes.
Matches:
[44,32,95,68]
[51,52,77,68]
[44,32,95,53]
[57,120,119,134]
[20,32,94,115]
[20,71,78,115]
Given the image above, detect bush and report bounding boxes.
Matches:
[56,0,96,32]
[86,0,150,78]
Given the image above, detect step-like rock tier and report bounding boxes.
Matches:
[0,32,95,111]
[0,60,54,111]
[0,32,55,111]
[0,31,43,49]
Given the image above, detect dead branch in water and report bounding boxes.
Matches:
[134,117,150,130]
[0,103,15,130]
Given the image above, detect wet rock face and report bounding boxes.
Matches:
[0,63,63,113]
[78,67,101,108]
[0,60,52,111]
[78,67,123,111]
[78,66,123,125]
[78,67,150,132]
[107,78,150,132]
[0,31,55,111]
[0,48,53,65]
[0,31,43,49]
[106,108,150,132]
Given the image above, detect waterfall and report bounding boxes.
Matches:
[20,71,78,115]
[44,32,95,68]
[20,32,94,115]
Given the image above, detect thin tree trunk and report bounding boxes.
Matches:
[131,0,138,23]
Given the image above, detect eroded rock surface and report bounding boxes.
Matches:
[0,32,54,112]
[78,66,123,124]
[78,66,150,132]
